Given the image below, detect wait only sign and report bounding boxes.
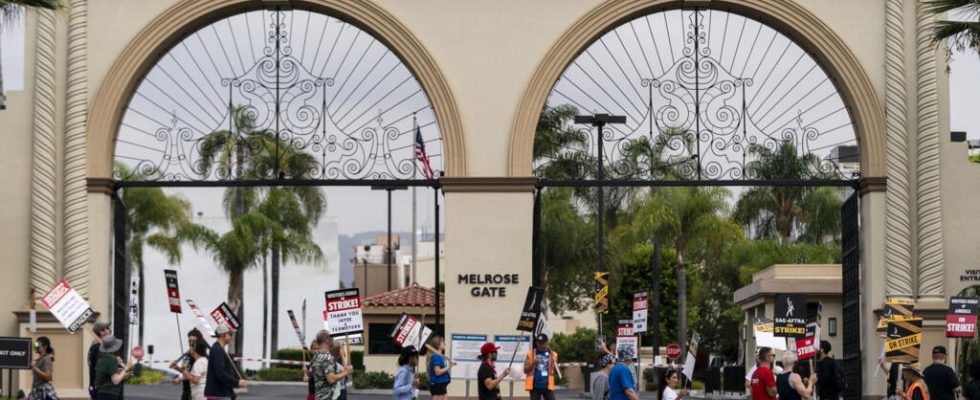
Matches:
[947,297,979,338]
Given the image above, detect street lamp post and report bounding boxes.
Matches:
[372,185,407,292]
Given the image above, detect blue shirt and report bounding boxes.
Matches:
[608,363,636,400]
[533,350,551,390]
[393,365,415,400]
[429,353,451,385]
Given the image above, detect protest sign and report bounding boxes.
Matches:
[390,313,433,349]
[287,310,307,350]
[40,280,95,334]
[682,331,700,380]
[774,294,807,338]
[594,272,609,314]
[616,319,637,360]
[164,269,182,313]
[795,322,820,360]
[632,291,649,333]
[324,289,363,336]
[452,333,488,379]
[210,302,241,330]
[886,317,922,363]
[185,299,215,337]
[878,299,915,337]
[946,297,979,338]
[517,287,544,332]
[753,318,787,351]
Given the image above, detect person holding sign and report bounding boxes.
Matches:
[427,335,454,400]
[170,328,205,400]
[750,347,777,400]
[659,369,689,400]
[311,330,353,400]
[203,324,246,399]
[776,353,817,400]
[608,347,639,400]
[524,333,559,400]
[178,339,209,400]
[394,346,420,400]
[29,336,58,400]
[87,321,111,399]
[93,335,132,400]
[591,354,615,400]
[900,366,928,400]
[478,342,510,400]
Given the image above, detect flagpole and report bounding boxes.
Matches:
[412,114,418,285]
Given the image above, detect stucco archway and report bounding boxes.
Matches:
[87,0,466,182]
[509,0,885,180]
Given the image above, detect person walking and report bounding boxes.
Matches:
[170,328,205,400]
[901,366,929,400]
[962,360,980,400]
[329,339,352,400]
[179,338,209,400]
[591,354,614,400]
[394,346,420,400]
[524,334,558,400]
[310,330,352,400]
[816,341,841,400]
[428,335,454,400]
[924,346,959,400]
[93,335,131,400]
[660,369,690,400]
[750,347,777,400]
[478,342,509,400]
[87,321,111,399]
[28,336,59,400]
[203,324,246,399]
[303,339,320,400]
[608,347,639,400]
[777,353,817,400]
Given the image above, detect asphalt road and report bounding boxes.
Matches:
[126,384,665,399]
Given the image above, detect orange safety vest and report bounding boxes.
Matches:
[906,381,929,400]
[524,350,558,391]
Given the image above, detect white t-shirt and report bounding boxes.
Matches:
[190,357,208,400]
[746,365,757,381]
[663,386,679,400]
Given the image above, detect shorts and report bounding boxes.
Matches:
[430,383,449,395]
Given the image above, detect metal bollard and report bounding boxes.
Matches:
[466,379,470,400]
[509,378,514,400]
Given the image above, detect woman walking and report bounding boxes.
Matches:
[29,336,58,400]
[393,346,420,400]
[659,369,688,400]
[428,335,454,400]
[180,339,209,400]
[900,366,929,400]
[330,341,350,400]
[93,335,132,400]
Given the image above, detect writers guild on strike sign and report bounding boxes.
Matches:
[947,296,979,338]
[458,273,520,297]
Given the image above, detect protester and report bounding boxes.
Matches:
[524,333,558,400]
[777,353,817,400]
[178,338,209,400]
[660,369,689,400]
[428,335,454,400]
[591,354,615,400]
[29,336,58,400]
[924,346,959,400]
[93,335,131,400]
[608,346,639,400]
[478,342,509,400]
[901,366,928,400]
[203,324,246,399]
[170,328,205,400]
[330,339,352,400]
[878,357,904,399]
[816,341,841,400]
[961,360,980,400]
[88,321,112,399]
[303,339,320,400]
[310,330,352,400]
[750,347,777,400]
[393,346,420,400]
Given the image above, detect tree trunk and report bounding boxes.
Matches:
[677,251,687,350]
[228,268,244,368]
[650,237,661,361]
[270,244,281,358]
[262,252,268,368]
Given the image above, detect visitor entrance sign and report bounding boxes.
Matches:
[41,280,95,334]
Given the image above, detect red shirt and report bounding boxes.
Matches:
[751,365,776,400]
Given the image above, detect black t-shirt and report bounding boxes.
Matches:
[478,362,500,400]
[923,363,959,400]
[963,380,980,400]
[87,342,100,386]
[887,363,902,397]
[816,357,839,398]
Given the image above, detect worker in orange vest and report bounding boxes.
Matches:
[524,334,559,400]
[901,365,929,400]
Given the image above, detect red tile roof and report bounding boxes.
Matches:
[364,284,444,308]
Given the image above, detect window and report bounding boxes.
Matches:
[368,323,400,355]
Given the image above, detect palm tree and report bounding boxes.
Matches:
[0,0,64,110]
[923,0,980,61]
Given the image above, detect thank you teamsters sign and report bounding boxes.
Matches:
[774,294,807,337]
[947,296,979,338]
[42,280,95,333]
[324,288,363,336]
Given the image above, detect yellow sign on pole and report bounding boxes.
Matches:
[594,272,609,314]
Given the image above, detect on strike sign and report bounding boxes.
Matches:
[795,322,820,360]
[632,291,649,333]
[211,302,241,330]
[186,299,215,337]
[41,280,95,333]
[389,313,432,348]
[164,269,182,313]
[947,297,979,338]
[324,288,363,336]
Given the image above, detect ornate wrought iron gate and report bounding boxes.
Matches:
[841,190,861,400]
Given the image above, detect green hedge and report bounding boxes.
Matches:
[353,371,394,389]
[552,327,598,363]
[417,372,429,390]
[257,367,305,382]
[350,350,364,370]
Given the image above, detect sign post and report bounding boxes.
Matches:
[40,280,95,334]
[164,269,184,353]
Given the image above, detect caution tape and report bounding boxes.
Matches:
[134,357,308,366]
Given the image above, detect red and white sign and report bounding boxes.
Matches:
[132,346,145,360]
[41,280,95,334]
[164,269,181,313]
[795,322,820,360]
[616,319,637,360]
[324,288,363,336]
[666,343,682,360]
[389,313,433,348]
[186,299,215,337]
[947,297,979,338]
[632,291,649,333]
[210,302,241,330]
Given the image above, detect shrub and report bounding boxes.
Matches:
[417,372,429,390]
[552,327,598,363]
[275,348,309,370]
[256,367,305,382]
[128,368,167,385]
[353,371,394,389]
[350,350,365,370]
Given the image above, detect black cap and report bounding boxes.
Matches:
[933,346,948,355]
[536,333,549,343]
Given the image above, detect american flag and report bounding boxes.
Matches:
[415,126,435,179]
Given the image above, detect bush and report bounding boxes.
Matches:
[353,371,394,389]
[275,348,309,370]
[552,327,598,363]
[417,372,429,390]
[257,367,305,382]
[350,350,364,370]
[128,368,167,385]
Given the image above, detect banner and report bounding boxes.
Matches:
[795,322,820,360]
[947,297,979,338]
[774,294,807,337]
[517,287,544,332]
[451,333,488,379]
[287,310,307,349]
[885,317,922,363]
[616,319,637,360]
[682,331,700,380]
[752,318,787,351]
[40,280,95,334]
[632,291,649,333]
[594,272,609,314]
[210,302,241,330]
[389,313,433,349]
[164,269,182,314]
[186,299,215,337]
[494,335,530,380]
[324,288,363,336]
[878,299,915,336]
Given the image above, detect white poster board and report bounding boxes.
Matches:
[391,314,433,349]
[682,332,700,381]
[494,334,530,380]
[632,291,649,332]
[451,333,487,380]
[324,289,364,336]
[40,280,95,334]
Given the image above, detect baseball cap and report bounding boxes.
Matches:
[933,346,948,355]
[480,342,501,356]
[211,324,235,338]
[92,321,111,333]
[536,333,549,343]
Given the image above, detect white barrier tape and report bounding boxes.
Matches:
[135,357,308,366]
